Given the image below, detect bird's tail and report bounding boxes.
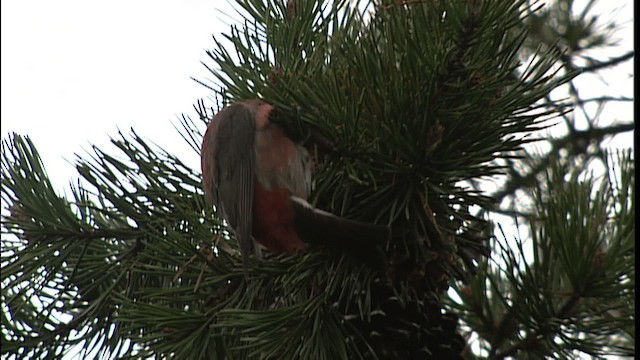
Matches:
[290,196,390,271]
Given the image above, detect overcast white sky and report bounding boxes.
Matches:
[1,1,238,190]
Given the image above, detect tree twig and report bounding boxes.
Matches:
[579,51,634,73]
[491,122,635,203]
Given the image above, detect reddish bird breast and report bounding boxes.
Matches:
[251,101,310,254]
[253,182,307,253]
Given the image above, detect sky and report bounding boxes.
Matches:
[1,1,238,190]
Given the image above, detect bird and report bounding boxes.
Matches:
[201,99,389,277]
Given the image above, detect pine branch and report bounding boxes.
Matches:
[452,150,635,359]
[572,96,633,106]
[579,51,634,73]
[491,122,635,204]
[491,292,583,359]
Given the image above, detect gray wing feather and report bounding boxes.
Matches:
[214,104,256,275]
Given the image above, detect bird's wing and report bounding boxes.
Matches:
[213,103,257,273]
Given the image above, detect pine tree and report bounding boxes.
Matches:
[443,0,635,358]
[1,0,633,359]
